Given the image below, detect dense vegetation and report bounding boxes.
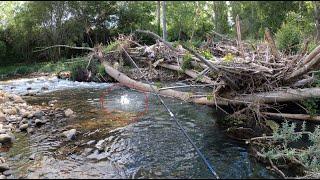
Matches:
[0,1,319,66]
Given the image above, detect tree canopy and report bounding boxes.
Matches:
[0,1,318,65]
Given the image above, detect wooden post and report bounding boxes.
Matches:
[235,15,244,58]
[264,28,281,60]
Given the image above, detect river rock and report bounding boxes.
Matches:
[0,130,6,134]
[27,128,34,134]
[34,111,44,119]
[35,119,45,126]
[0,163,9,172]
[62,129,76,140]
[0,134,14,144]
[0,112,5,122]
[19,124,28,131]
[87,140,96,146]
[29,153,36,160]
[48,100,58,105]
[64,109,74,117]
[3,170,12,176]
[20,119,28,124]
[82,148,94,156]
[0,97,5,104]
[12,95,25,103]
[41,86,49,91]
[95,140,105,151]
[3,108,17,115]
[0,175,5,179]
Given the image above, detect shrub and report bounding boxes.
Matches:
[0,41,6,59]
[275,21,301,54]
[97,64,106,76]
[181,53,193,71]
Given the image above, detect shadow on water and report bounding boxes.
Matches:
[0,78,278,179]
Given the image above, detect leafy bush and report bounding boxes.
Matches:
[97,64,106,76]
[302,98,320,117]
[103,41,120,53]
[201,49,213,59]
[275,20,302,54]
[181,53,193,71]
[259,121,320,175]
[0,41,6,59]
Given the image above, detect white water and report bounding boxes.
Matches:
[0,76,111,95]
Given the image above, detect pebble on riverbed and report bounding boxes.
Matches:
[62,129,77,141]
[64,109,74,117]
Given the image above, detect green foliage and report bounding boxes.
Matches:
[275,21,302,54]
[302,98,320,117]
[260,121,320,174]
[181,53,192,71]
[0,1,317,66]
[97,64,106,76]
[103,41,120,53]
[307,40,318,53]
[222,53,234,62]
[154,82,163,88]
[201,49,213,60]
[0,41,6,59]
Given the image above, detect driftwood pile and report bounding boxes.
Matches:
[34,27,320,124]
[87,29,320,125]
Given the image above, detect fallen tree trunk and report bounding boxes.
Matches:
[136,30,177,52]
[98,59,229,105]
[181,44,239,90]
[285,53,320,82]
[262,112,320,122]
[158,63,216,84]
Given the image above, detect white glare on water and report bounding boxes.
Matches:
[120,94,130,105]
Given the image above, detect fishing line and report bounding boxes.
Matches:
[121,48,219,179]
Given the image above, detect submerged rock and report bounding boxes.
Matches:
[0,134,14,144]
[35,119,45,126]
[29,153,36,160]
[27,128,34,134]
[0,163,9,172]
[3,170,12,176]
[62,129,76,140]
[19,124,28,131]
[33,111,44,119]
[95,140,105,151]
[87,140,96,146]
[64,109,74,117]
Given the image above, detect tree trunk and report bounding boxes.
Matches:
[314,1,320,42]
[162,1,167,41]
[157,1,161,36]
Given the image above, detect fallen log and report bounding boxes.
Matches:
[285,53,320,82]
[262,112,320,122]
[136,30,177,52]
[33,45,94,53]
[158,63,215,84]
[96,54,230,105]
[181,44,239,90]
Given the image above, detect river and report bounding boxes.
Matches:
[0,76,277,179]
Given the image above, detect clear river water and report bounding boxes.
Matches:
[0,76,277,179]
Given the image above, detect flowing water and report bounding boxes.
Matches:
[0,76,277,179]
